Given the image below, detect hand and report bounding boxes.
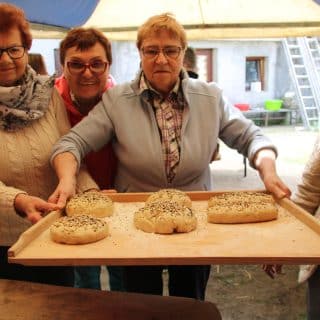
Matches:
[260,170,291,199]
[14,194,59,224]
[48,177,76,209]
[262,264,283,279]
[254,149,291,199]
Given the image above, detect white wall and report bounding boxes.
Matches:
[30,38,292,110]
[188,39,291,109]
[30,39,60,75]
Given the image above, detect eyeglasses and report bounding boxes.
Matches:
[141,46,182,60]
[67,60,108,75]
[0,46,25,59]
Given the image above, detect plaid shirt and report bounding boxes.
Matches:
[139,73,186,182]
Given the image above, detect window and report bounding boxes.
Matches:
[195,49,214,82]
[245,56,265,91]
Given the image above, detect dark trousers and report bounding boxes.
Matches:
[0,246,74,287]
[123,265,211,300]
[74,265,124,291]
[307,266,320,320]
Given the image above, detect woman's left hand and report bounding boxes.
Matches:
[254,149,291,199]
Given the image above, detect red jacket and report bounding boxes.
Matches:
[55,75,117,189]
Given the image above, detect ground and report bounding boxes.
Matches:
[204,125,317,319]
[101,126,318,320]
[206,265,306,320]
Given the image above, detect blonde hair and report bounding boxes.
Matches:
[137,13,187,50]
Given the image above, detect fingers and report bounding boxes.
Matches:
[48,190,59,204]
[48,189,69,209]
[262,264,283,279]
[56,193,68,209]
[264,177,291,200]
[26,211,43,224]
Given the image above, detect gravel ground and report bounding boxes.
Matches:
[101,125,318,320]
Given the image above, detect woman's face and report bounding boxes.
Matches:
[0,27,28,87]
[63,42,109,106]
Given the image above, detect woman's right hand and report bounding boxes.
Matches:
[48,176,76,209]
[14,194,59,224]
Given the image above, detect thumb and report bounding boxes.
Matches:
[26,211,43,224]
[56,193,68,210]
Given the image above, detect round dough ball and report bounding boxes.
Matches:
[50,215,109,245]
[66,191,113,218]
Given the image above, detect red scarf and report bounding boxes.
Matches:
[55,75,117,189]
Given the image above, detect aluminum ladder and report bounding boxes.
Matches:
[282,37,320,129]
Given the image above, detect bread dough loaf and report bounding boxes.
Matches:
[66,191,113,218]
[207,191,278,224]
[50,215,109,245]
[134,200,197,234]
[146,189,192,208]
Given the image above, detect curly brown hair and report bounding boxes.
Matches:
[0,3,32,50]
[59,28,112,65]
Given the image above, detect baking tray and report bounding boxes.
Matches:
[8,190,320,266]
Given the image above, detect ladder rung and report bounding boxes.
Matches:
[299,85,311,89]
[304,106,318,110]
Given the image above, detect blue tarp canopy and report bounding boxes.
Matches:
[6,0,99,28]
[4,0,320,40]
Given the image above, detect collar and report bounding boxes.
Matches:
[139,72,180,99]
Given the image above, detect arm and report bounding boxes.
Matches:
[254,149,291,199]
[0,181,58,225]
[217,94,290,198]
[292,135,320,215]
[48,152,79,208]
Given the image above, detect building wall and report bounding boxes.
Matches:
[31,38,292,110]
[188,39,292,109]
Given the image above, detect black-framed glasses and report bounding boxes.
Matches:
[0,46,25,59]
[67,60,108,75]
[141,46,182,60]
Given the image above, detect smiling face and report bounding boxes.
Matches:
[0,27,28,86]
[140,30,184,97]
[63,42,109,108]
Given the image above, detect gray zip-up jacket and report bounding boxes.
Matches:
[51,71,276,192]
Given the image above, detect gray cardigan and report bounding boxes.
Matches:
[52,71,276,192]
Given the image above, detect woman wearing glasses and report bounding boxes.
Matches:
[55,28,122,292]
[50,13,290,299]
[0,3,97,285]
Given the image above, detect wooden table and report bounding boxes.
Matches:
[0,279,221,320]
[243,108,294,126]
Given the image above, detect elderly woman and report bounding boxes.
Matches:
[50,13,290,299]
[55,27,121,291]
[0,3,97,285]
